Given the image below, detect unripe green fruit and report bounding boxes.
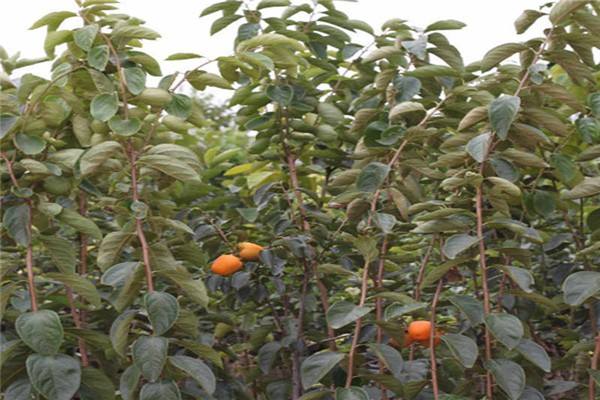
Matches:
[136,88,172,107]
[43,176,71,195]
[290,131,315,142]
[249,138,269,154]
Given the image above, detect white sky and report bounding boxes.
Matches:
[1,0,548,98]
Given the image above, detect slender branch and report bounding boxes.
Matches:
[414,238,436,302]
[375,237,390,400]
[345,258,371,387]
[430,279,444,400]
[281,109,336,348]
[591,332,600,400]
[127,143,154,292]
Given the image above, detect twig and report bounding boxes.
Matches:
[345,258,371,387]
[375,237,390,400]
[127,143,154,292]
[430,279,444,400]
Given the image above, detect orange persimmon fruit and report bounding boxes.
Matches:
[211,254,243,276]
[238,242,264,261]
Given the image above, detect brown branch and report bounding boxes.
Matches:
[345,257,371,387]
[414,238,436,302]
[430,278,444,400]
[591,332,600,400]
[375,237,390,400]
[127,143,154,292]
[281,109,336,349]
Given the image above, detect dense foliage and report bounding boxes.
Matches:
[1,0,600,399]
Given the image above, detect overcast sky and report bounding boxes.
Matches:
[1,0,548,97]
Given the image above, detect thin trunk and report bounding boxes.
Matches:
[430,279,444,400]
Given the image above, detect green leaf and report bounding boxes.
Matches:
[30,11,77,31]
[362,46,403,63]
[139,381,181,400]
[266,84,293,105]
[485,313,524,350]
[90,93,119,122]
[132,336,168,382]
[257,342,282,374]
[120,365,141,400]
[138,154,199,181]
[425,19,466,32]
[389,101,425,121]
[562,177,600,200]
[109,309,137,358]
[441,333,478,368]
[14,133,46,155]
[45,272,101,308]
[165,94,192,119]
[44,30,72,57]
[97,231,134,271]
[326,301,372,329]
[3,204,31,247]
[486,359,525,400]
[16,310,64,355]
[4,378,34,400]
[384,302,427,320]
[318,103,344,126]
[74,24,98,51]
[166,52,203,61]
[79,367,116,400]
[169,355,216,394]
[112,25,161,41]
[145,291,179,336]
[156,265,209,307]
[0,114,18,139]
[356,162,389,192]
[301,351,345,390]
[466,132,491,163]
[502,266,534,293]
[562,271,600,306]
[589,93,600,117]
[87,45,110,70]
[124,67,147,96]
[576,117,600,144]
[449,295,484,325]
[405,65,460,78]
[26,354,81,400]
[368,344,403,378]
[550,0,590,24]
[480,43,527,71]
[335,387,369,400]
[257,0,291,9]
[516,339,551,372]
[210,14,243,35]
[489,95,520,140]
[200,0,242,16]
[441,234,478,259]
[514,10,544,34]
[57,208,102,240]
[108,116,142,136]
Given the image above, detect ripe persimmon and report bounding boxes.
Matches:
[407,320,432,341]
[238,242,264,261]
[211,254,243,276]
[418,329,442,348]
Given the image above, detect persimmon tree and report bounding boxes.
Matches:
[1,0,600,399]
